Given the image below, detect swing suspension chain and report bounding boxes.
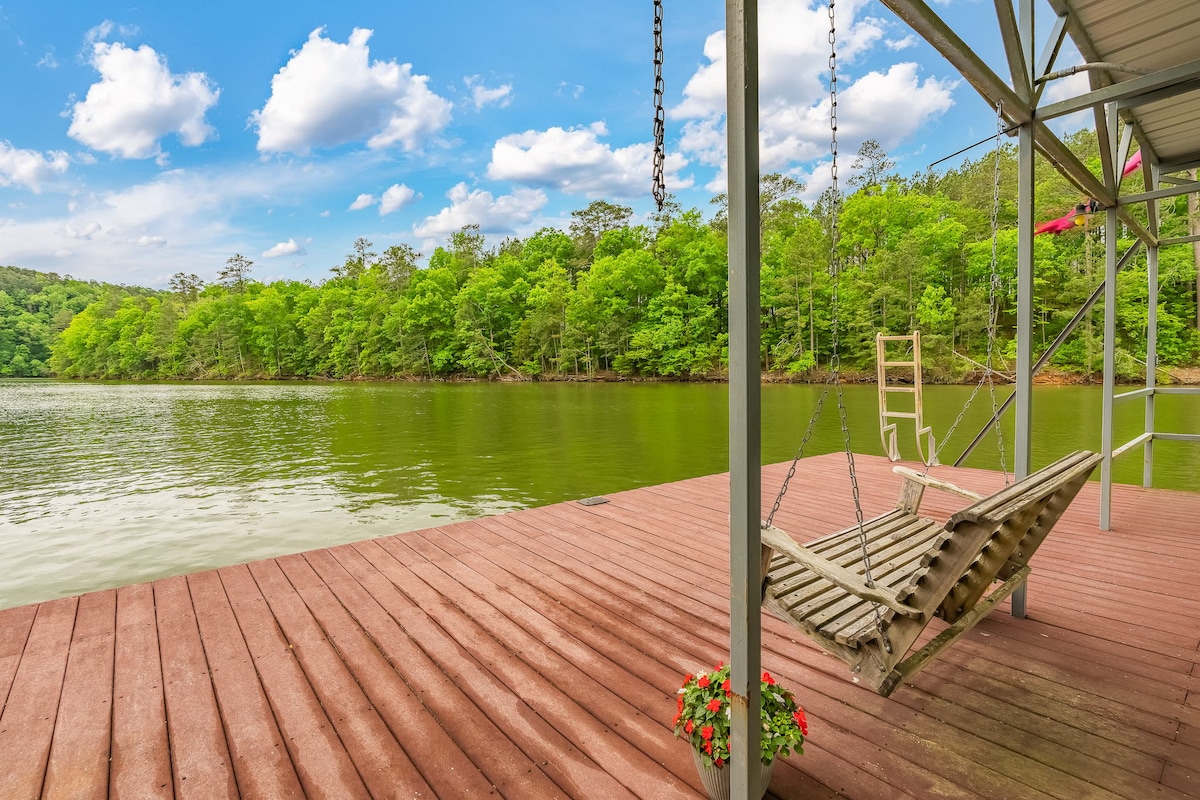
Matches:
[763,0,886,653]
[651,0,667,211]
[985,100,1011,484]
[926,99,1010,485]
[763,0,840,532]
[825,0,888,652]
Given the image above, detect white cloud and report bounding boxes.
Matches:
[379,183,418,215]
[60,221,102,240]
[84,20,139,46]
[251,27,452,155]
[487,121,691,198]
[0,159,350,284]
[464,75,512,110]
[349,192,376,211]
[886,36,916,51]
[414,182,546,239]
[556,82,584,99]
[263,238,305,258]
[37,50,58,69]
[0,142,69,192]
[320,210,331,217]
[673,0,954,189]
[68,39,218,160]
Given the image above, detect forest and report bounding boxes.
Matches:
[5,133,1199,382]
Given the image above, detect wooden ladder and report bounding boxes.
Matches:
[876,331,937,465]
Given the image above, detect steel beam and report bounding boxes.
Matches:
[1039,58,1200,121]
[1117,182,1200,206]
[995,0,1031,100]
[1100,205,1119,530]
[1160,232,1200,246]
[1145,241,1158,488]
[1011,0,1035,620]
[725,0,761,795]
[1035,14,1069,83]
[876,0,1155,245]
[952,241,1143,466]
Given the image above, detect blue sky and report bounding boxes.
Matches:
[0,0,1086,287]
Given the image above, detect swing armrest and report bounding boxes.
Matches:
[761,526,924,618]
[893,466,985,503]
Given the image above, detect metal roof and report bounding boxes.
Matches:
[880,0,1200,245]
[1049,0,1200,171]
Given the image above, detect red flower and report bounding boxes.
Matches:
[715,661,724,669]
[697,674,710,688]
[793,708,809,737]
[701,725,714,741]
[685,720,694,734]
[715,757,724,767]
[681,673,693,688]
[762,671,776,686]
[672,710,681,726]
[704,741,713,755]
[706,697,722,713]
[721,678,731,692]
[677,696,684,714]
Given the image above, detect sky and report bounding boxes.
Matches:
[0,0,1088,287]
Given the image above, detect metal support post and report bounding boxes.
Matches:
[1144,242,1158,487]
[725,0,762,796]
[1014,123,1035,476]
[1100,204,1119,529]
[1011,0,1035,617]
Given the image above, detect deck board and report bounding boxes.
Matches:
[1,454,1199,799]
[42,589,114,800]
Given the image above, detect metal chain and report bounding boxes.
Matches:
[984,100,1011,484]
[760,0,889,654]
[825,0,888,653]
[651,0,666,210]
[927,100,1010,484]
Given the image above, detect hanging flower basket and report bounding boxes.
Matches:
[673,662,808,800]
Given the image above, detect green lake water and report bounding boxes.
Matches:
[1,379,1196,609]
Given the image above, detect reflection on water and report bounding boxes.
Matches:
[1,379,1196,608]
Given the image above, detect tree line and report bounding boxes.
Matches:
[5,133,1198,382]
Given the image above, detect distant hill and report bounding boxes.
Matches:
[0,266,152,377]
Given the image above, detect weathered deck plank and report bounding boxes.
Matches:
[0,597,77,799]
[110,583,172,799]
[1,454,1198,799]
[42,589,115,800]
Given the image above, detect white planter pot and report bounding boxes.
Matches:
[690,749,776,800]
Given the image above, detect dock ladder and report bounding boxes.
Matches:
[876,331,937,465]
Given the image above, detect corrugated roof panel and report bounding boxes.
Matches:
[1058,0,1200,169]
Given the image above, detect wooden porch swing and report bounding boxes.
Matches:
[750,3,1100,697]
[760,450,1100,696]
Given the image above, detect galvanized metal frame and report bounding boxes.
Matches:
[722,10,1197,788]
[874,0,1200,536]
[725,0,762,795]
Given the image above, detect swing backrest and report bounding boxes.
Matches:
[933,449,1101,623]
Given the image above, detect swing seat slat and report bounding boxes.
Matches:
[761,450,1102,696]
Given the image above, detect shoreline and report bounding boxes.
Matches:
[17,366,1200,385]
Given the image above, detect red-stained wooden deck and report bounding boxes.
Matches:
[1,453,1198,799]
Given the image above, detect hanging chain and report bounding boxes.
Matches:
[828,0,889,653]
[983,99,1010,484]
[760,0,889,654]
[651,0,667,210]
[765,0,841,529]
[927,100,1010,484]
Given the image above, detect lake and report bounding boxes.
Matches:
[2,379,1196,609]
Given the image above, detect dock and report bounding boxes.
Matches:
[1,453,1197,798]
